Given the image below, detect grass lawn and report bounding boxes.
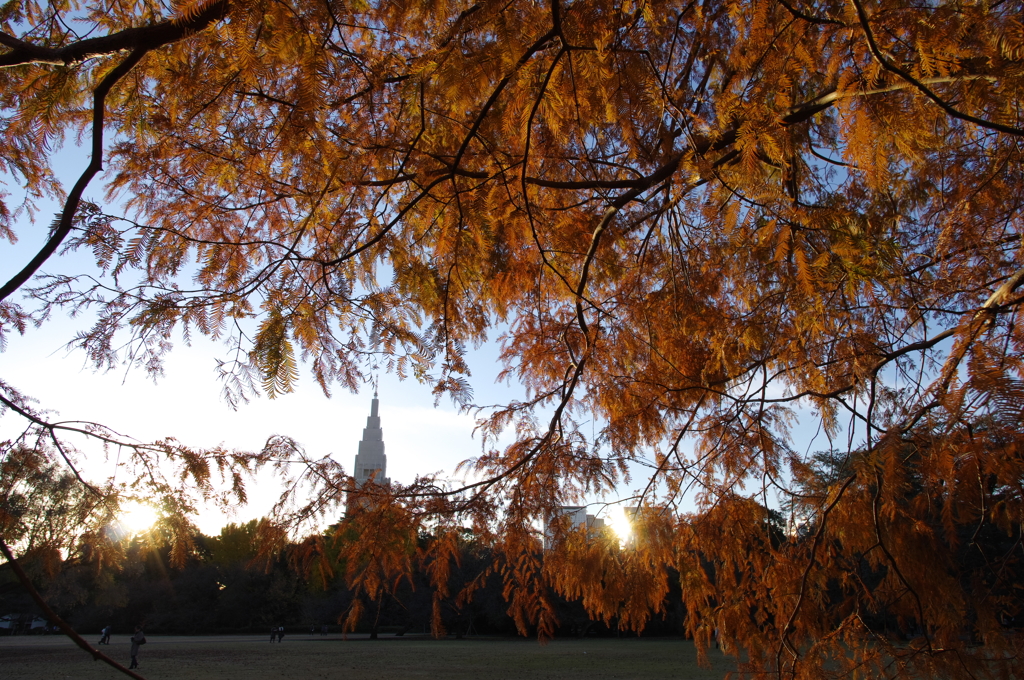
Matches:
[0,634,737,679]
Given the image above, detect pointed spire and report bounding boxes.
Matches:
[354,390,388,487]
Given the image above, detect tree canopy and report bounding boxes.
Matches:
[2,0,1024,678]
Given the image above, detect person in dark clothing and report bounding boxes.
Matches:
[276,626,285,642]
[270,626,277,642]
[129,626,145,669]
[98,625,111,645]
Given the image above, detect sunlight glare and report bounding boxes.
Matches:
[119,500,159,535]
[607,506,633,543]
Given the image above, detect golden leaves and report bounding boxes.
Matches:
[253,310,299,398]
[543,511,673,634]
[997,18,1024,61]
[5,1,1024,676]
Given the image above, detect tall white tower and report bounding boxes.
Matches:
[353,391,390,486]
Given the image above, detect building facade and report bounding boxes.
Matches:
[353,391,390,487]
[543,506,606,550]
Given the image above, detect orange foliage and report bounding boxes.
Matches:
[3,0,1024,677]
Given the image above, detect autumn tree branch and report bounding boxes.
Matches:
[0,538,148,680]
[0,47,149,304]
[0,0,229,68]
[774,0,844,26]
[849,0,1024,137]
[776,473,858,670]
[0,2,232,306]
[0,386,105,497]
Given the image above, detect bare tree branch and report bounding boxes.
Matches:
[0,538,149,680]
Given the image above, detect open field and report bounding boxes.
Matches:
[0,634,736,680]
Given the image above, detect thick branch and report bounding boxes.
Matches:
[0,538,148,680]
[0,0,229,68]
[780,75,997,126]
[0,47,147,304]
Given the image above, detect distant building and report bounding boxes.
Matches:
[347,392,390,515]
[543,506,606,550]
[353,391,390,487]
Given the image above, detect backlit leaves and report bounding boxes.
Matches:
[3,0,1024,677]
[253,311,299,399]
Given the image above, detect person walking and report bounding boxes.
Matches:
[270,626,277,642]
[276,626,285,642]
[98,625,111,645]
[128,625,146,669]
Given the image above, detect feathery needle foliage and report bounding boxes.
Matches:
[1,1,1024,678]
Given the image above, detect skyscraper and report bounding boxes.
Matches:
[353,391,390,487]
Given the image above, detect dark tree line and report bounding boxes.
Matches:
[1,516,686,638]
